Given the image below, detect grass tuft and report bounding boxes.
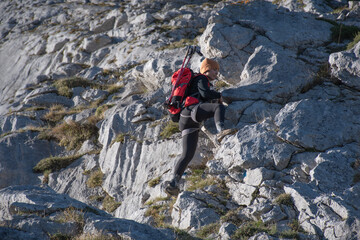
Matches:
[347,32,360,50]
[110,133,127,146]
[39,120,98,150]
[196,222,221,239]
[54,77,97,98]
[148,176,161,188]
[33,154,84,173]
[274,193,294,207]
[95,104,114,119]
[160,121,180,139]
[86,169,104,188]
[102,194,121,213]
[232,221,276,239]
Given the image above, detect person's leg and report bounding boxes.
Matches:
[165,130,199,196]
[165,107,199,196]
[194,103,225,132]
[174,130,199,178]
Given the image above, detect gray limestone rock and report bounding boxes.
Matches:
[275,99,360,151]
[329,41,360,90]
[215,119,299,171]
[0,185,174,240]
[24,93,74,108]
[0,132,62,189]
[218,222,237,240]
[171,191,220,230]
[1,0,360,239]
[81,35,112,53]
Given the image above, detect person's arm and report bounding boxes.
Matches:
[197,75,221,100]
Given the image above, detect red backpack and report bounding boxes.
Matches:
[167,68,200,122]
[165,46,203,122]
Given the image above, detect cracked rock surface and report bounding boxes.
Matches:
[1,0,360,239]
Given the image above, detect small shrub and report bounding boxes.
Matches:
[221,209,243,226]
[33,154,84,173]
[274,193,294,207]
[232,221,273,239]
[331,24,360,44]
[95,104,114,119]
[160,121,180,139]
[41,120,98,150]
[106,84,123,94]
[86,169,104,188]
[145,204,167,227]
[102,194,121,213]
[56,207,84,225]
[148,176,161,188]
[56,207,85,234]
[54,77,98,98]
[144,197,173,228]
[43,105,67,123]
[196,222,221,239]
[347,32,360,50]
[186,167,217,192]
[110,133,127,146]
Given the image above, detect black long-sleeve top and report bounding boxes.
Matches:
[187,74,221,102]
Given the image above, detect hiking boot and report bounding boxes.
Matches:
[216,128,237,143]
[164,179,180,196]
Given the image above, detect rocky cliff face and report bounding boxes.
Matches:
[1,0,360,239]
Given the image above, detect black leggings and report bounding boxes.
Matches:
[174,103,225,178]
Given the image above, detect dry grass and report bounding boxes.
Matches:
[160,121,180,139]
[86,169,104,188]
[274,193,294,207]
[186,167,217,192]
[54,77,99,98]
[42,105,68,123]
[102,194,121,213]
[33,153,84,173]
[95,104,114,119]
[148,176,161,188]
[39,119,98,150]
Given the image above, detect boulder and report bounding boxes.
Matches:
[275,99,360,151]
[215,119,299,171]
[171,191,220,230]
[0,185,174,240]
[90,16,116,34]
[81,35,112,53]
[329,41,360,90]
[0,132,62,189]
[24,93,74,108]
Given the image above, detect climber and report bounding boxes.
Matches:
[164,58,235,196]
